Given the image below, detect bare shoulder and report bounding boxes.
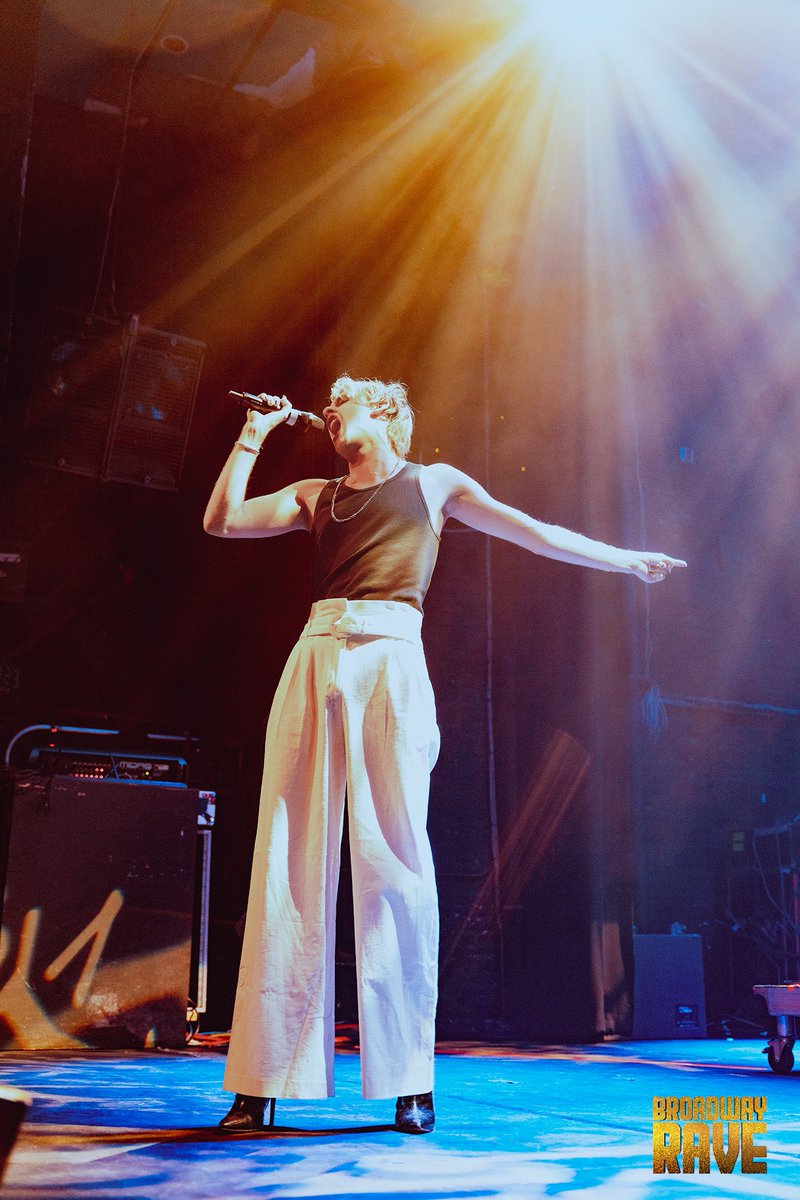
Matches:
[418,462,490,531]
[419,461,473,494]
[419,462,487,517]
[295,477,330,502]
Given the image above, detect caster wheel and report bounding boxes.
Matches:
[767,1045,795,1074]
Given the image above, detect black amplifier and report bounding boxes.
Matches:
[0,775,201,1048]
[31,748,188,784]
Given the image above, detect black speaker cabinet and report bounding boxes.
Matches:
[632,933,707,1039]
[103,323,205,490]
[23,310,205,490]
[0,774,199,1049]
[23,310,125,477]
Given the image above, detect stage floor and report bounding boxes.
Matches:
[0,1039,798,1199]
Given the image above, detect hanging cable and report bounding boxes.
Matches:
[90,0,180,317]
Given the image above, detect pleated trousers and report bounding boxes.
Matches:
[223,598,441,1100]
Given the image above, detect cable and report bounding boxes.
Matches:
[751,832,800,960]
[90,0,180,317]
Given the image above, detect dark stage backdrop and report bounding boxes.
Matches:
[1,10,662,1042]
[0,1,41,408]
[624,306,800,1033]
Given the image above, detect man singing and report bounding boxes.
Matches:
[203,375,685,1135]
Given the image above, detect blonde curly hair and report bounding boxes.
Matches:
[330,374,414,459]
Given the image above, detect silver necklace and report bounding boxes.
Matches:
[329,461,403,523]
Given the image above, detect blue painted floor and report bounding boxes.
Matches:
[0,1040,798,1199]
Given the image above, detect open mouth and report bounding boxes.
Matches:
[326,414,341,438]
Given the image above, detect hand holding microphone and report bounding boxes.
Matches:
[229,390,325,431]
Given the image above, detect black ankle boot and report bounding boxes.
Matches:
[217,1094,276,1134]
[395,1091,434,1134]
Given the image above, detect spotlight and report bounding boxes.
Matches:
[517,0,645,63]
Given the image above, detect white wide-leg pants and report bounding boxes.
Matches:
[223,598,441,1100]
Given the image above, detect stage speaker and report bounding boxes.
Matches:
[0,774,199,1049]
[23,309,125,476]
[23,310,205,489]
[632,933,707,1039]
[0,1084,30,1185]
[103,322,206,489]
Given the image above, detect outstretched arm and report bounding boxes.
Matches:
[203,395,326,538]
[428,463,686,583]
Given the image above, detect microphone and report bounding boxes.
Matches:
[229,390,325,431]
